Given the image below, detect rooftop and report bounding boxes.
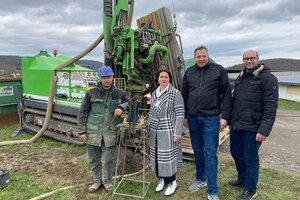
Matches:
[229,71,300,86]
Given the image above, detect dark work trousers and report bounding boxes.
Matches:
[230,128,262,193]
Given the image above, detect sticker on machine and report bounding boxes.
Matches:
[0,86,14,96]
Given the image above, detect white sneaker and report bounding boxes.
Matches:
[155,178,165,192]
[207,194,219,200]
[164,180,177,196]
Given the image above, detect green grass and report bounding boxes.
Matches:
[36,160,300,200]
[1,124,300,200]
[0,170,50,200]
[278,98,300,110]
[0,124,84,153]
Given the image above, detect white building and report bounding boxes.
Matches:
[229,71,300,102]
[273,72,300,102]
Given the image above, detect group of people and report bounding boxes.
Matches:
[77,46,278,200]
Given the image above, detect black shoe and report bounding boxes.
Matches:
[228,180,244,188]
[237,190,257,200]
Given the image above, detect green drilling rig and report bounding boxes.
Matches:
[18,0,184,145]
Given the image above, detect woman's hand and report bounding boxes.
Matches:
[173,136,181,143]
[183,118,189,128]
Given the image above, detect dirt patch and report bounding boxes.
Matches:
[0,145,90,184]
[219,109,300,175]
[115,147,146,175]
[0,144,146,186]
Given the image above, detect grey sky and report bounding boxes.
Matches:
[0,0,299,67]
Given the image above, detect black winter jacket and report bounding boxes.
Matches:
[231,64,278,136]
[181,62,232,120]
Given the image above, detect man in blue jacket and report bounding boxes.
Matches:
[229,50,278,200]
[182,46,232,200]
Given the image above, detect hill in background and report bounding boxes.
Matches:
[1,55,299,72]
[0,55,103,71]
[227,58,300,71]
[75,60,103,71]
[184,58,194,68]
[184,57,300,71]
[0,55,21,69]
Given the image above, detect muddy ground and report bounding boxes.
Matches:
[219,109,300,175]
[0,144,145,186]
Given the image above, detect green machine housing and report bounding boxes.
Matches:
[22,51,98,107]
[20,51,98,144]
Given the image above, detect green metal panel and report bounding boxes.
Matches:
[22,52,92,100]
[55,70,98,108]
[0,104,17,114]
[0,79,21,114]
[22,52,98,108]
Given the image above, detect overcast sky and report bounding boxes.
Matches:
[1,0,299,67]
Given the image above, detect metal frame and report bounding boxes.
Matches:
[113,123,149,199]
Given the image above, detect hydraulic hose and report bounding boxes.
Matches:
[2,2,151,199]
[29,164,149,200]
[139,41,169,65]
[0,33,104,146]
[0,0,135,147]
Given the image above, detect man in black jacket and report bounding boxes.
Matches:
[229,50,278,200]
[182,46,232,200]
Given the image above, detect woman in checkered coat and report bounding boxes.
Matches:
[148,68,185,196]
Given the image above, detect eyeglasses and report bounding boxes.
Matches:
[243,57,257,62]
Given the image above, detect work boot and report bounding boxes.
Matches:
[228,180,245,188]
[104,183,113,192]
[88,182,101,193]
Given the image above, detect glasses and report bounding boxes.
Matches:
[243,57,257,62]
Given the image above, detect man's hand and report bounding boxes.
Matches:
[79,134,88,142]
[220,118,228,129]
[256,133,266,142]
[183,118,189,128]
[114,108,123,117]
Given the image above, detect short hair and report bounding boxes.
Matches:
[155,67,173,85]
[194,45,208,57]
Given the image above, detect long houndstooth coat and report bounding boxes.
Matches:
[148,84,185,177]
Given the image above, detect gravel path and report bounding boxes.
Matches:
[219,109,300,175]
